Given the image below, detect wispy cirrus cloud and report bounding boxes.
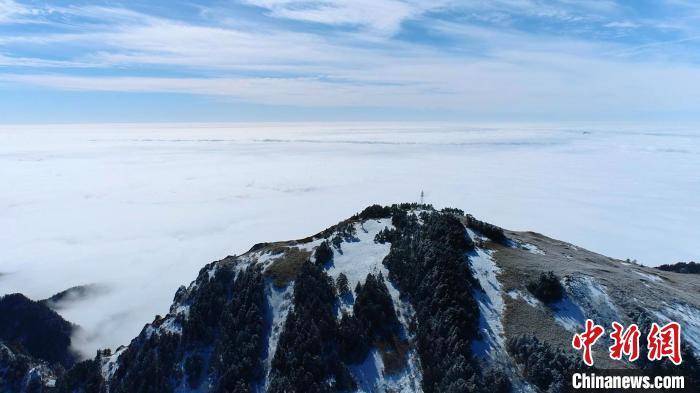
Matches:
[239,0,447,35]
[5,50,700,118]
[0,0,35,23]
[1,0,700,121]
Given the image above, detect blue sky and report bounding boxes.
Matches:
[1,0,700,123]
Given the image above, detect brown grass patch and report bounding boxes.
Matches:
[266,244,289,255]
[264,247,311,287]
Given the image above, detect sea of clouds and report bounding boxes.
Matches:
[1,122,698,357]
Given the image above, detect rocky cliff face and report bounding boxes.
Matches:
[5,204,700,392]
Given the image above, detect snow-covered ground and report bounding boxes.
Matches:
[565,276,619,327]
[262,282,294,390]
[324,219,392,290]
[518,242,546,255]
[322,218,423,392]
[2,122,699,356]
[634,271,663,283]
[551,297,586,332]
[654,303,700,355]
[468,238,506,356]
[100,346,127,381]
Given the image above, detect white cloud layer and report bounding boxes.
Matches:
[1,122,699,356]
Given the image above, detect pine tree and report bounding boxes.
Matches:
[526,271,564,303]
[336,273,350,297]
[268,262,355,392]
[314,241,333,265]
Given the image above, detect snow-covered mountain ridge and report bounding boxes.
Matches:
[3,204,699,392]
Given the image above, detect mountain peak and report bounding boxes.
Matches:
[5,204,700,392]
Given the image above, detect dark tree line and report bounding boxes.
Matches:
[352,274,401,345]
[0,343,46,393]
[317,203,432,243]
[656,261,700,274]
[0,293,109,393]
[0,293,76,368]
[108,327,181,393]
[356,204,393,220]
[54,357,104,393]
[331,221,358,253]
[314,240,334,266]
[382,209,508,393]
[527,271,565,303]
[107,263,242,392]
[464,214,508,244]
[337,273,403,365]
[268,262,355,393]
[336,273,350,297]
[355,203,433,221]
[337,313,368,365]
[182,263,237,344]
[60,264,268,393]
[507,334,582,392]
[210,266,266,392]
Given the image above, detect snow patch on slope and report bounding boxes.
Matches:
[519,242,546,255]
[558,275,619,330]
[158,315,183,335]
[349,350,384,392]
[262,281,294,390]
[634,271,663,283]
[469,246,506,356]
[506,290,540,308]
[467,229,534,391]
[324,219,392,290]
[551,297,586,332]
[24,365,56,389]
[323,218,423,392]
[253,251,283,271]
[101,346,127,381]
[349,347,422,393]
[207,264,219,280]
[654,303,700,355]
[295,237,325,254]
[506,275,614,334]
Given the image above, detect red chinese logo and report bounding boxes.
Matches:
[609,322,640,362]
[572,319,605,366]
[572,320,683,366]
[647,322,682,365]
